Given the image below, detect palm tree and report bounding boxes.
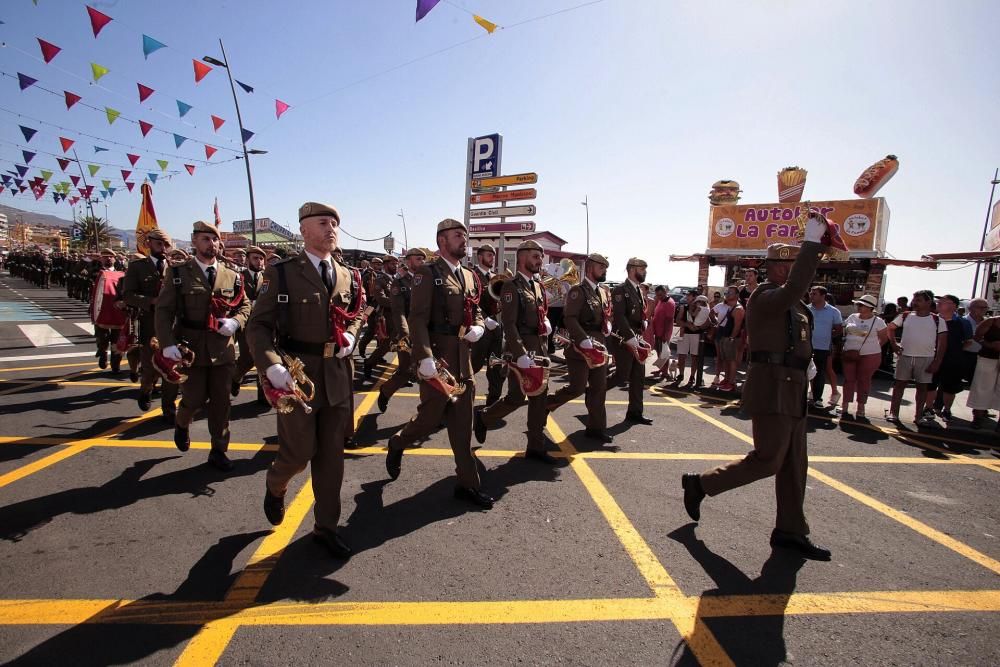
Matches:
[73,215,112,252]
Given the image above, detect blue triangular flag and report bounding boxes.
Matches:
[176,100,192,117]
[22,151,36,164]
[173,134,187,148]
[1,175,11,185]
[18,73,38,91]
[241,128,254,143]
[142,34,167,59]
[94,145,109,153]
[15,165,28,177]
[19,125,37,142]
[236,80,254,94]
[147,173,158,184]
[100,189,108,199]
[107,187,116,197]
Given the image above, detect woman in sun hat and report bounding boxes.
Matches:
[839,294,890,419]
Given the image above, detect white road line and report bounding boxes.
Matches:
[17,324,74,347]
[74,322,95,334]
[0,350,93,362]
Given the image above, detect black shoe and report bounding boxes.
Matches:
[454,486,494,509]
[313,527,352,559]
[129,370,139,383]
[682,473,705,522]
[173,426,190,452]
[263,487,285,526]
[363,364,373,381]
[625,412,653,425]
[110,354,121,374]
[770,530,832,561]
[386,437,403,480]
[473,407,487,444]
[585,428,613,444]
[377,389,389,413]
[207,450,235,472]
[344,436,361,450]
[137,393,152,412]
[524,448,558,464]
[98,351,108,369]
[231,380,241,397]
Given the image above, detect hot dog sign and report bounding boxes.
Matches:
[708,197,888,255]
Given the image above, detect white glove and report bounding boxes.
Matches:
[803,213,828,244]
[484,317,499,331]
[215,318,239,337]
[626,336,641,348]
[336,332,355,359]
[265,363,294,391]
[162,345,183,361]
[418,357,437,379]
[463,325,484,343]
[517,354,535,369]
[541,317,553,336]
[579,338,594,350]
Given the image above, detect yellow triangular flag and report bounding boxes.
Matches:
[473,15,497,34]
[105,107,120,124]
[91,62,109,82]
[88,164,100,177]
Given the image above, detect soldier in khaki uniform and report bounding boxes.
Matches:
[606,257,653,425]
[121,228,176,422]
[246,202,363,558]
[357,256,383,358]
[385,219,492,508]
[92,249,124,373]
[232,245,267,401]
[377,247,425,412]
[363,255,398,380]
[474,240,556,463]
[470,244,505,406]
[155,221,251,471]
[546,253,613,443]
[682,213,835,561]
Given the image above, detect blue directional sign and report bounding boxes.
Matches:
[471,133,502,180]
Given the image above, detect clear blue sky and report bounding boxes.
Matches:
[2,0,998,301]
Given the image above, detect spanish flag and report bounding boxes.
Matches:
[135,181,159,255]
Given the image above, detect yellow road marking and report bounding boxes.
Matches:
[0,361,97,373]
[693,588,1000,617]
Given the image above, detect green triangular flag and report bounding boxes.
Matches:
[88,164,100,177]
[105,107,120,124]
[102,179,111,189]
[90,63,109,82]
[157,159,168,171]
[40,170,53,182]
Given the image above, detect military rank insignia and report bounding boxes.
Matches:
[414,275,422,286]
[259,279,269,295]
[504,292,513,303]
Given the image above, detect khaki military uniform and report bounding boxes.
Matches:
[546,280,609,430]
[470,265,505,405]
[699,241,822,536]
[607,280,648,417]
[246,252,363,533]
[363,272,394,377]
[480,273,549,452]
[155,258,251,451]
[380,272,414,399]
[121,255,177,416]
[357,267,380,357]
[233,265,265,382]
[388,257,484,489]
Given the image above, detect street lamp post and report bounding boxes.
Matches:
[581,196,589,255]
[971,169,1000,299]
[204,40,267,247]
[396,209,409,249]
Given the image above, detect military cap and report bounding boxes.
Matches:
[625,257,648,268]
[100,248,115,257]
[405,247,428,259]
[517,239,544,253]
[586,252,609,267]
[765,243,800,261]
[169,248,189,259]
[246,245,266,258]
[231,248,247,257]
[371,256,384,264]
[192,220,220,239]
[436,218,467,234]
[382,254,398,263]
[146,228,172,244]
[298,201,340,223]
[477,243,496,255]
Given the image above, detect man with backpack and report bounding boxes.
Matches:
[886,290,948,425]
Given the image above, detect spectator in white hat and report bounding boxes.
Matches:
[839,294,889,419]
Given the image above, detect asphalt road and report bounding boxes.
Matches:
[0,273,998,666]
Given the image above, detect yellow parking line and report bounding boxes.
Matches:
[0,361,97,373]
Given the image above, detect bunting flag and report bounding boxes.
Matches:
[18,73,38,90]
[81,185,94,198]
[173,134,187,148]
[156,159,168,171]
[37,38,62,63]
[139,120,153,137]
[15,165,29,177]
[141,34,166,59]
[108,187,116,197]
[105,107,121,124]
[64,90,82,109]
[275,99,290,119]
[0,187,4,196]
[86,6,113,37]
[60,137,75,152]
[57,158,70,171]
[88,164,100,176]
[20,126,38,142]
[214,197,221,227]
[473,15,498,33]
[93,146,108,153]
[192,59,212,83]
[40,170,53,182]
[415,0,442,21]
[184,164,195,175]
[137,83,154,102]
[176,100,192,117]
[127,153,140,166]
[70,175,80,186]
[70,196,80,205]
[22,151,36,164]
[147,173,158,184]
[204,145,217,159]
[135,181,159,254]
[125,182,135,192]
[241,128,255,143]
[100,189,108,199]
[90,62,109,82]
[121,170,131,181]
[236,80,253,94]
[211,115,225,131]
[102,179,111,189]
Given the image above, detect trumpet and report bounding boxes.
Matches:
[150,336,195,384]
[423,357,466,402]
[552,332,609,369]
[487,268,514,301]
[609,332,653,364]
[260,351,316,414]
[540,258,580,291]
[488,354,550,396]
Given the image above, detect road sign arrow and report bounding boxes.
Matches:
[470,188,537,205]
[471,172,538,189]
[468,204,536,219]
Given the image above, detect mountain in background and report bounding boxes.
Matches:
[0,204,136,247]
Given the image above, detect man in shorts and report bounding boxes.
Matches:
[925,294,972,421]
[672,291,710,389]
[713,285,745,392]
[886,290,947,425]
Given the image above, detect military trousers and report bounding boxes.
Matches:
[363,337,391,375]
[268,402,350,532]
[176,364,234,452]
[606,340,646,416]
[471,325,505,405]
[390,377,480,490]
[94,326,122,355]
[699,414,809,536]
[233,328,255,383]
[481,367,549,452]
[380,349,412,399]
[138,342,178,416]
[546,353,607,430]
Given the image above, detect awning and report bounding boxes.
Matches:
[921,251,1000,262]
[871,258,938,269]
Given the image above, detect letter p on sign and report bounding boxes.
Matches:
[471,133,502,179]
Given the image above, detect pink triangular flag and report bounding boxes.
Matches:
[137,83,154,102]
[121,169,132,181]
[275,99,290,119]
[192,59,212,83]
[184,164,195,175]
[211,115,225,131]
[125,182,135,192]
[57,158,70,171]
[86,6,113,37]
[70,175,80,186]
[127,153,140,166]
[59,137,75,152]
[64,90,82,109]
[139,120,153,137]
[204,145,217,159]
[37,38,62,63]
